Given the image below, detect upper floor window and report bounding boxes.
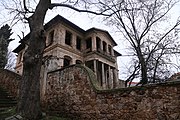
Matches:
[108,45,112,55]
[76,60,82,64]
[47,30,54,46]
[76,36,81,50]
[96,37,101,51]
[103,41,107,52]
[86,37,92,49]
[65,30,72,46]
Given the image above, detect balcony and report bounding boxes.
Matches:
[84,48,116,62]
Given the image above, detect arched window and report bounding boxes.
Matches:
[63,55,72,67]
[76,60,82,64]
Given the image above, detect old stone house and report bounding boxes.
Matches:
[13,15,121,97]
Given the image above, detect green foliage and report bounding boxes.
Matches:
[0,24,13,69]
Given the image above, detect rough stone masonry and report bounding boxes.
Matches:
[44,65,180,120]
[0,66,180,120]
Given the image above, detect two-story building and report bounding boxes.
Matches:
[13,15,121,96]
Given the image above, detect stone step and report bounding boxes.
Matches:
[0,86,17,108]
[0,99,17,108]
[0,107,16,120]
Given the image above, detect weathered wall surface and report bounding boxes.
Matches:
[0,66,180,120]
[0,69,21,97]
[45,65,180,120]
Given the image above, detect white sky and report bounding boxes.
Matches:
[1,1,180,80]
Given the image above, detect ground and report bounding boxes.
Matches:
[0,107,71,120]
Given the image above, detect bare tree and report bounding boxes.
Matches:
[145,33,180,83]
[94,0,180,85]
[1,0,113,119]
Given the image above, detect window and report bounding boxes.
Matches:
[85,38,92,53]
[108,45,112,55]
[65,31,72,46]
[103,41,107,52]
[63,56,72,67]
[47,30,54,46]
[86,37,92,49]
[96,37,101,51]
[76,36,81,50]
[76,60,82,64]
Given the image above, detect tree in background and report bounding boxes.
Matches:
[0,24,13,69]
[94,0,180,85]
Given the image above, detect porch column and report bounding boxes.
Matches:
[102,62,106,89]
[108,65,111,89]
[108,66,113,89]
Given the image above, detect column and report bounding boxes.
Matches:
[72,58,76,65]
[102,62,106,89]
[100,41,103,52]
[93,60,97,76]
[109,66,114,89]
[92,36,96,51]
[72,34,76,49]
[108,65,111,89]
[106,43,108,54]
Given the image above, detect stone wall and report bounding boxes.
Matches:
[45,65,180,120]
[0,69,21,97]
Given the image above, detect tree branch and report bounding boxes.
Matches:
[49,3,112,16]
[23,0,35,13]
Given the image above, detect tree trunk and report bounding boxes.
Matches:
[17,0,50,119]
[140,57,148,84]
[136,47,148,85]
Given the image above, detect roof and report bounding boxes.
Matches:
[86,27,117,46]
[44,15,85,33]
[13,15,85,53]
[169,72,180,80]
[114,50,122,56]
[13,15,118,53]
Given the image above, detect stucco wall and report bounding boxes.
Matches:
[0,69,21,97]
[44,65,180,120]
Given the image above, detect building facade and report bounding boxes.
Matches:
[13,15,121,97]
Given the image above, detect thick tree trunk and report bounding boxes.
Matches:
[17,31,45,119]
[17,0,50,119]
